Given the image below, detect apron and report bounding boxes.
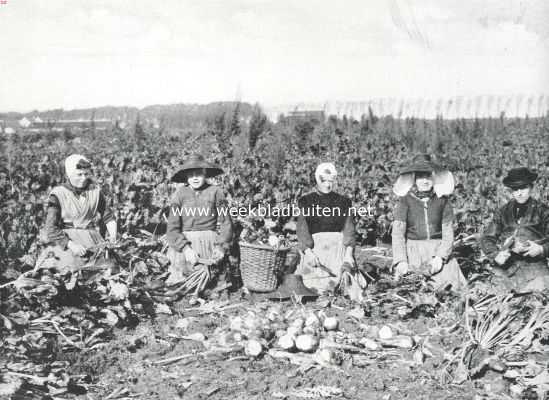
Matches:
[166,230,218,285]
[295,232,345,293]
[406,239,467,291]
[36,186,105,273]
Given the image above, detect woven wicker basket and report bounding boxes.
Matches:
[239,242,290,292]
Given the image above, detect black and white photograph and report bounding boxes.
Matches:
[1,1,549,399]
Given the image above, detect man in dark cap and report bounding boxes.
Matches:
[480,167,549,291]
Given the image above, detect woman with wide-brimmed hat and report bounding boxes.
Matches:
[166,154,233,285]
[480,167,549,291]
[392,154,466,291]
[38,154,117,273]
[294,162,357,293]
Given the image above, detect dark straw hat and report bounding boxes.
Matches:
[502,167,538,189]
[400,154,440,175]
[267,274,319,300]
[171,154,224,183]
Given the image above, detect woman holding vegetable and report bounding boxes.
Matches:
[295,162,356,293]
[39,154,117,272]
[480,167,549,291]
[392,154,466,291]
[166,154,233,285]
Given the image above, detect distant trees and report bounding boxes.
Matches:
[294,121,315,154]
[208,112,228,154]
[248,104,268,150]
[134,115,145,150]
[228,102,241,138]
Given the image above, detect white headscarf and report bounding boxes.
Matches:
[65,154,91,178]
[314,162,337,186]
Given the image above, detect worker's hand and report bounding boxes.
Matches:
[183,245,199,265]
[67,240,87,257]
[494,250,511,266]
[394,261,409,279]
[304,248,321,268]
[211,245,226,262]
[430,256,444,275]
[523,241,544,258]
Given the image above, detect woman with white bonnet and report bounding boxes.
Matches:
[295,162,356,292]
[392,154,466,291]
[39,154,117,271]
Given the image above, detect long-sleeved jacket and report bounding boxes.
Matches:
[41,182,114,249]
[480,198,549,260]
[296,191,356,251]
[392,192,454,265]
[166,184,233,252]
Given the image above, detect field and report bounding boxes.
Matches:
[1,110,549,399]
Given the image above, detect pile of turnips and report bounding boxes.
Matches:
[214,306,416,362]
[215,306,341,358]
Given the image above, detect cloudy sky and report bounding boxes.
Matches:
[0,0,548,112]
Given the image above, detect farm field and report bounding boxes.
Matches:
[1,111,549,399]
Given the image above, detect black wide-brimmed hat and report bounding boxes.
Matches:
[399,154,441,175]
[393,154,454,197]
[171,154,224,183]
[267,274,318,301]
[502,167,538,189]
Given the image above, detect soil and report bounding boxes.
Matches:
[63,294,481,400]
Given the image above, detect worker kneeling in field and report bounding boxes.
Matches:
[480,167,549,292]
[166,154,233,286]
[295,162,356,293]
[38,154,117,272]
[392,154,467,291]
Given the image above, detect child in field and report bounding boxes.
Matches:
[480,167,549,291]
[391,154,466,291]
[166,154,233,285]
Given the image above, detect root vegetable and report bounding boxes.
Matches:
[509,385,523,397]
[266,311,279,322]
[359,337,380,351]
[504,370,521,380]
[316,348,336,365]
[305,314,320,328]
[286,326,302,338]
[244,315,260,330]
[378,326,393,340]
[230,317,244,332]
[303,326,317,335]
[291,318,305,330]
[277,334,296,351]
[413,348,424,365]
[185,332,206,342]
[218,332,237,347]
[379,335,413,349]
[275,329,287,338]
[245,340,263,357]
[323,317,339,331]
[362,325,379,338]
[295,334,319,352]
[233,332,243,342]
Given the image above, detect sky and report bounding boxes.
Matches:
[0,0,548,113]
